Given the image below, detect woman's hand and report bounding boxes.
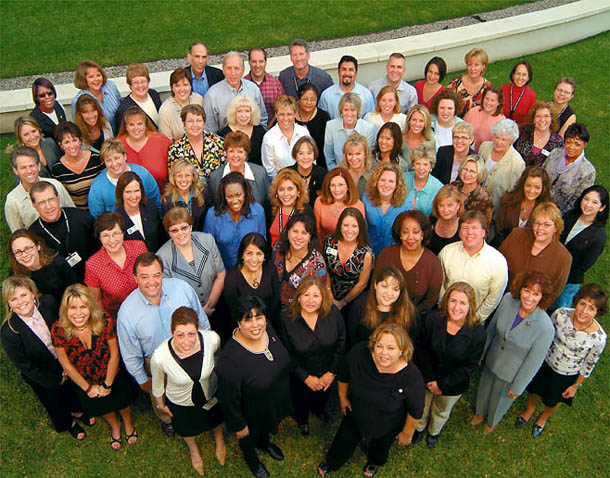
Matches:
[236,426,250,439]
[202,301,216,316]
[87,384,101,398]
[339,396,352,415]
[506,389,518,399]
[426,381,442,395]
[396,430,413,446]
[319,372,336,391]
[562,384,579,399]
[304,375,322,391]
[159,404,173,418]
[98,385,112,397]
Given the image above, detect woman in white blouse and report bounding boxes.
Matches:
[515,283,607,438]
[151,307,226,475]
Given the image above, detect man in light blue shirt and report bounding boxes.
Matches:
[185,42,224,97]
[278,39,334,99]
[117,252,209,436]
[318,55,375,119]
[203,52,268,133]
[368,53,417,114]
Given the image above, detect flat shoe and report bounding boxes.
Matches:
[363,463,378,477]
[411,429,424,445]
[161,422,175,438]
[68,422,86,441]
[125,426,138,445]
[532,423,545,438]
[74,413,96,427]
[260,442,284,461]
[110,435,122,451]
[247,461,270,478]
[514,416,529,429]
[317,461,330,477]
[426,433,439,449]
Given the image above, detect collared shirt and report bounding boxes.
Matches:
[279,64,334,99]
[368,77,418,114]
[117,278,210,384]
[261,123,311,178]
[203,202,267,269]
[438,241,508,322]
[221,162,255,180]
[318,83,375,119]
[323,118,378,169]
[403,171,444,216]
[190,66,210,97]
[245,72,285,122]
[20,307,56,358]
[362,194,411,256]
[203,79,268,133]
[5,177,74,232]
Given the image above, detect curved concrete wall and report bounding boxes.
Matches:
[1,0,608,133]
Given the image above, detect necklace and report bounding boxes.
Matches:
[74,324,88,332]
[298,169,312,180]
[242,268,262,289]
[573,317,594,332]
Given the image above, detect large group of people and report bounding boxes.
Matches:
[2,39,607,478]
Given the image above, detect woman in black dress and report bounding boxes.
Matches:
[317,322,425,477]
[223,233,280,326]
[51,284,138,450]
[217,296,291,478]
[1,277,86,440]
[287,136,328,208]
[9,229,78,307]
[280,277,346,436]
[151,307,225,475]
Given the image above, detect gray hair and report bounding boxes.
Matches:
[490,119,519,142]
[226,95,261,126]
[452,121,474,139]
[223,51,244,67]
[411,143,436,169]
[289,39,309,54]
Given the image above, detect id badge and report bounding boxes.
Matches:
[66,252,82,267]
[202,396,218,411]
[541,148,551,157]
[126,225,139,235]
[326,247,338,256]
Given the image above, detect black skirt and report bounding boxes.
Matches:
[75,368,138,417]
[167,398,223,437]
[526,361,578,407]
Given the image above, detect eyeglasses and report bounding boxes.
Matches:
[34,196,59,207]
[555,88,573,95]
[532,221,555,229]
[453,135,471,141]
[37,91,54,98]
[13,245,35,257]
[100,231,123,241]
[300,96,317,104]
[168,224,191,234]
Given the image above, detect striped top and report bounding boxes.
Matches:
[51,152,105,209]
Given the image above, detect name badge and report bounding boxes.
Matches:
[541,148,551,157]
[66,252,82,267]
[126,225,139,235]
[326,247,338,256]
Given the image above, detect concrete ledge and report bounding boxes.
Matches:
[1,0,608,133]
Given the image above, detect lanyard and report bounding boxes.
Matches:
[37,210,70,251]
[278,206,295,235]
[509,85,526,118]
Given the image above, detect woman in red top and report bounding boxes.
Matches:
[85,211,148,318]
[501,61,537,126]
[52,284,138,450]
[118,106,171,193]
[415,57,447,111]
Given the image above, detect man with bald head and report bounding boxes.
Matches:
[185,42,224,97]
[203,52,268,133]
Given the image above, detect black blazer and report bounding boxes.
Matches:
[30,103,67,140]
[432,145,476,185]
[161,195,207,232]
[286,163,328,208]
[117,200,162,252]
[185,64,225,89]
[560,210,607,284]
[416,310,485,396]
[0,295,63,390]
[114,89,163,132]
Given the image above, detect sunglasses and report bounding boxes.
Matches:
[38,91,55,98]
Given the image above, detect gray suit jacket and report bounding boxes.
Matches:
[205,162,269,209]
[157,232,225,304]
[482,293,554,395]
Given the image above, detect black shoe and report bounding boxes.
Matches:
[260,442,284,461]
[531,423,545,438]
[363,463,378,477]
[514,416,529,429]
[161,422,175,438]
[247,461,270,478]
[426,432,439,449]
[299,423,310,436]
[411,429,425,444]
[317,461,331,477]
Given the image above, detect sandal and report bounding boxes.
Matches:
[74,413,96,427]
[125,426,138,445]
[363,463,378,477]
[68,422,86,441]
[110,435,122,451]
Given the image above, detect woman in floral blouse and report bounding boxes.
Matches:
[516,283,607,438]
[450,154,493,223]
[167,104,226,182]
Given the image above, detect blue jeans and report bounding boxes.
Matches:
[551,283,581,312]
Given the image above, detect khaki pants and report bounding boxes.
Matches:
[144,357,172,424]
[416,389,462,436]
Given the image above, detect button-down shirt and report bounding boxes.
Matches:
[5,177,75,232]
[403,171,444,216]
[279,64,334,99]
[21,307,57,358]
[323,118,378,169]
[203,202,267,269]
[190,66,210,97]
[362,194,411,256]
[261,123,311,178]
[245,72,285,123]
[203,79,268,133]
[368,77,418,114]
[438,241,508,322]
[117,278,209,384]
[70,81,123,132]
[318,83,375,119]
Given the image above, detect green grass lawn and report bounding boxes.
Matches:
[0,0,536,78]
[1,31,608,478]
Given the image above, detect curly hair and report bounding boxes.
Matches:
[162,159,205,208]
[391,210,432,246]
[268,169,309,216]
[365,163,407,207]
[502,166,551,210]
[214,172,254,217]
[509,271,553,311]
[528,101,558,132]
[59,284,105,339]
[430,89,463,118]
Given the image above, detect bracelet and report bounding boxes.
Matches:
[573,383,582,388]
[85,383,92,393]
[101,382,112,390]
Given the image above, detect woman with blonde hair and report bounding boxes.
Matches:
[402,105,435,167]
[268,168,313,246]
[13,116,61,179]
[364,86,407,130]
[339,133,373,197]
[363,163,410,255]
[161,159,206,231]
[218,94,266,165]
[404,144,443,215]
[52,284,138,450]
[448,48,491,117]
[428,185,464,255]
[450,154,493,223]
[74,94,114,152]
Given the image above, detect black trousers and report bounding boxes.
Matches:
[25,375,82,433]
[325,411,397,470]
[291,375,330,425]
[238,430,270,468]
